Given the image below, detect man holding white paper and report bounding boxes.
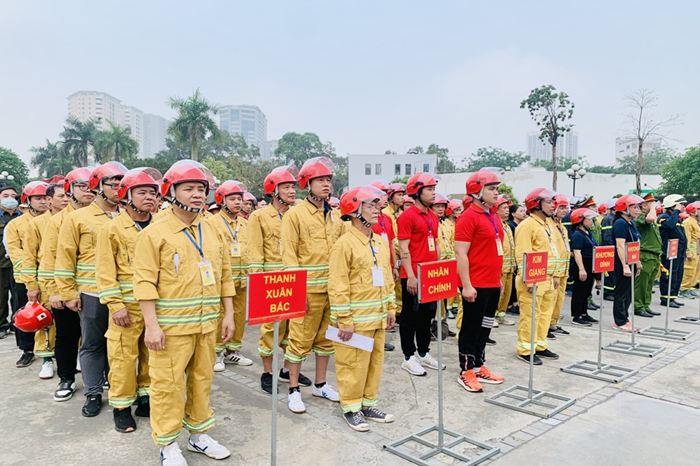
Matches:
[328,185,397,432]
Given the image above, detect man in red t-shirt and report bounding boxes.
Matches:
[454,170,506,393]
[396,173,442,377]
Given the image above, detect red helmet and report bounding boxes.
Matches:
[554,194,570,210]
[298,157,334,190]
[387,183,406,197]
[21,181,49,204]
[329,197,340,208]
[89,162,127,191]
[370,180,390,193]
[446,200,461,216]
[161,160,214,199]
[656,203,663,215]
[118,168,161,201]
[433,193,449,205]
[263,166,298,195]
[463,195,473,210]
[685,201,700,215]
[614,194,644,213]
[340,186,384,218]
[403,195,415,205]
[466,170,500,196]
[571,208,598,225]
[495,195,512,209]
[406,173,437,196]
[14,302,53,332]
[215,180,248,206]
[597,202,608,214]
[63,167,92,194]
[524,188,556,212]
[680,212,689,220]
[243,192,257,205]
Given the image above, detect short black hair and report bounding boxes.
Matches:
[0,185,18,196]
[46,184,62,198]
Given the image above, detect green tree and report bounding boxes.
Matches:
[465,147,530,172]
[498,183,518,205]
[167,88,220,162]
[0,147,29,190]
[30,140,75,178]
[391,176,409,184]
[95,121,139,163]
[660,146,700,198]
[586,164,622,174]
[60,116,100,166]
[149,138,193,175]
[427,143,459,174]
[533,156,587,172]
[407,146,424,154]
[521,85,575,190]
[616,147,676,175]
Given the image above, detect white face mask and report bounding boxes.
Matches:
[1,198,18,210]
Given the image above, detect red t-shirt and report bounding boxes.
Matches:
[371,213,396,265]
[397,205,440,278]
[454,203,504,288]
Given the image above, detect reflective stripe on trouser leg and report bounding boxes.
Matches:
[257,320,289,358]
[285,293,334,363]
[496,272,513,317]
[334,328,384,413]
[516,278,553,356]
[681,257,699,290]
[226,288,247,351]
[150,331,216,445]
[394,279,402,315]
[550,278,567,327]
[107,307,148,408]
[34,322,56,358]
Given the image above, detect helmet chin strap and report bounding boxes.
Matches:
[97,180,119,206]
[274,188,291,207]
[169,186,201,213]
[126,200,149,215]
[308,190,327,203]
[68,190,87,206]
[354,207,373,228]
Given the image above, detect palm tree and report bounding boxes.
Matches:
[95,121,139,162]
[60,116,100,166]
[167,88,220,161]
[30,140,75,178]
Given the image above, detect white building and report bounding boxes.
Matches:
[348,153,438,188]
[265,139,279,161]
[615,137,662,159]
[143,114,170,158]
[219,105,268,158]
[120,105,144,154]
[527,131,578,162]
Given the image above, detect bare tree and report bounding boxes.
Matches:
[621,89,683,195]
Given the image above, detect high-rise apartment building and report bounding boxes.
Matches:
[615,137,662,159]
[219,105,269,159]
[143,114,170,158]
[527,131,579,162]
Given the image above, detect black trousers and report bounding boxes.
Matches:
[10,277,34,351]
[399,279,437,358]
[54,307,81,381]
[458,287,499,371]
[659,255,685,302]
[612,264,632,326]
[0,267,11,331]
[571,259,595,318]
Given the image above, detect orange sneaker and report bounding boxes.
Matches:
[457,370,483,393]
[476,366,504,385]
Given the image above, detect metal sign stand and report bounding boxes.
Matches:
[384,283,499,465]
[676,292,700,325]
[270,321,279,466]
[485,281,575,418]
[639,256,695,341]
[602,264,665,357]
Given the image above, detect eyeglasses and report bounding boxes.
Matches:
[363,203,380,211]
[102,182,120,189]
[72,183,90,192]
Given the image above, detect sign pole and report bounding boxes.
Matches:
[665,258,673,332]
[436,299,444,448]
[630,263,636,346]
[597,267,604,369]
[528,282,538,399]
[271,321,279,466]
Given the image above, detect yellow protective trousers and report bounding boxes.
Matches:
[257,320,289,358]
[681,257,700,291]
[455,295,465,331]
[216,286,247,352]
[550,277,567,327]
[334,328,385,413]
[394,280,403,316]
[285,293,334,363]
[34,323,56,358]
[516,278,555,356]
[105,307,150,409]
[496,272,514,318]
[149,331,216,446]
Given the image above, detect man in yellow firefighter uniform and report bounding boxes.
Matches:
[383,183,405,318]
[134,160,235,466]
[548,194,576,338]
[494,196,516,327]
[680,201,700,297]
[329,185,396,431]
[95,168,161,433]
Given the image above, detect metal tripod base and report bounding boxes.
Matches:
[484,385,575,418]
[676,315,700,325]
[383,425,499,466]
[601,340,665,357]
[561,359,638,383]
[638,325,695,341]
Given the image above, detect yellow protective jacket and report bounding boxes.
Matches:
[382,205,401,257]
[515,215,556,277]
[55,202,119,301]
[133,208,235,336]
[549,218,571,278]
[95,212,151,314]
[19,212,53,291]
[502,220,516,273]
[247,204,285,274]
[210,211,249,287]
[282,200,346,293]
[437,219,454,260]
[328,228,397,330]
[38,204,75,297]
[683,216,700,258]
[4,212,43,279]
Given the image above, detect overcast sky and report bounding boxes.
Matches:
[1,0,697,168]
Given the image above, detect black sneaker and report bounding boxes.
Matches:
[572,317,592,327]
[0,328,9,339]
[553,326,570,335]
[536,349,559,360]
[547,331,557,340]
[261,372,274,394]
[485,337,496,346]
[384,342,395,352]
[583,315,599,324]
[672,300,685,307]
[113,408,137,433]
[506,307,520,315]
[362,407,395,423]
[664,301,681,308]
[587,302,599,310]
[16,351,35,367]
[53,379,76,402]
[646,309,661,316]
[82,394,103,417]
[343,411,369,432]
[134,397,150,417]
[635,310,654,318]
[517,354,542,365]
[279,369,312,387]
[604,294,615,302]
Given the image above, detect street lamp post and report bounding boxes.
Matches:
[0,171,15,183]
[565,164,586,196]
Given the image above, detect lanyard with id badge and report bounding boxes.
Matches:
[221,216,242,258]
[422,214,437,252]
[483,209,504,256]
[378,217,389,243]
[369,239,384,287]
[184,223,216,287]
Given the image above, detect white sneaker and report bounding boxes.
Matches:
[76,358,81,372]
[224,350,253,366]
[213,351,225,372]
[312,383,340,402]
[401,356,427,376]
[39,360,54,379]
[160,442,188,466]
[288,390,306,413]
[187,434,231,460]
[418,353,446,370]
[492,319,499,328]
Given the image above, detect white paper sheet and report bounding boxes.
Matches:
[325,326,374,352]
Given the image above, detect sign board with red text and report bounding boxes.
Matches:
[667,238,679,260]
[522,252,549,284]
[418,260,458,304]
[626,241,641,265]
[593,246,615,273]
[246,270,307,325]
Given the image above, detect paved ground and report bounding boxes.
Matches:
[1,291,699,466]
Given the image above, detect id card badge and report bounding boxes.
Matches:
[372,266,385,287]
[428,235,436,252]
[198,260,216,287]
[230,242,242,258]
[550,242,559,256]
[496,238,504,256]
[565,241,571,253]
[381,232,389,242]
